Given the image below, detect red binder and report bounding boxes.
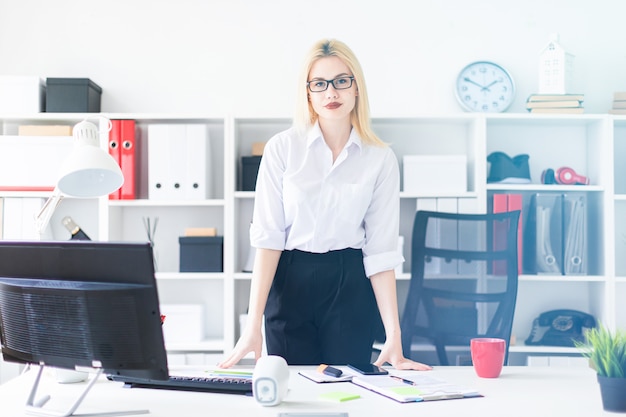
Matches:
[491,194,509,275]
[119,120,137,200]
[507,194,523,274]
[108,120,121,200]
[491,193,523,275]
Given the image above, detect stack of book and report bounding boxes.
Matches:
[526,93,584,114]
[610,92,626,115]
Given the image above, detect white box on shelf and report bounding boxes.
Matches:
[0,76,45,113]
[160,304,204,344]
[0,136,73,190]
[403,155,467,193]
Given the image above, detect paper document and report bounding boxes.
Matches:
[351,373,481,403]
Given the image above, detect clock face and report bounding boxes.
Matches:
[455,61,515,113]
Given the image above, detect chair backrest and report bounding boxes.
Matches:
[400,209,520,366]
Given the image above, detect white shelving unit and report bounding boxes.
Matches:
[1,112,623,366]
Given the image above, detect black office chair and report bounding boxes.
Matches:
[400,209,520,366]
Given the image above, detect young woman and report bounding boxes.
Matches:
[219,39,431,371]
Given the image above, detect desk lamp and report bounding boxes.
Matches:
[34,118,123,235]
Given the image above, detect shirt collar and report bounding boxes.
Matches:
[306,121,363,152]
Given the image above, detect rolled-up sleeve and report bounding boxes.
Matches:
[249,134,288,250]
[362,148,404,277]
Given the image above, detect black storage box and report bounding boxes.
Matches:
[46,78,102,112]
[241,155,262,191]
[179,236,223,272]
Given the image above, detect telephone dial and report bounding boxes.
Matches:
[525,309,596,347]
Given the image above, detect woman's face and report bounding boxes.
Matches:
[307,56,357,123]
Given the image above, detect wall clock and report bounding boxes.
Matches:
[455,61,515,113]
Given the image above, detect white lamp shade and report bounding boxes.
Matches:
[56,120,124,197]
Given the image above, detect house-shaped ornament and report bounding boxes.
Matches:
[538,34,574,94]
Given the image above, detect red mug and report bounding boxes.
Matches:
[470,338,506,378]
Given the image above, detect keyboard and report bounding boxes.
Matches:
[107,374,253,395]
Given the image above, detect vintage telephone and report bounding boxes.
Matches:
[525,309,596,347]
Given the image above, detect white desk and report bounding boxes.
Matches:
[0,365,610,417]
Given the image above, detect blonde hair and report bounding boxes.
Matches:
[293,39,385,146]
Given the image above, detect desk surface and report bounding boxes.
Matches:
[0,365,611,417]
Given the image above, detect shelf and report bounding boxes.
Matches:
[487,184,604,192]
[3,112,621,361]
[484,112,606,124]
[399,191,478,198]
[376,342,581,355]
[0,113,96,122]
[518,274,607,282]
[0,190,52,198]
[234,272,252,280]
[508,345,580,355]
[109,199,226,207]
[234,191,255,199]
[156,272,225,280]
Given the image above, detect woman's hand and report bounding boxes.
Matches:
[217,326,264,368]
[373,339,432,371]
[369,270,432,371]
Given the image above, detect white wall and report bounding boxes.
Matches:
[0,0,625,116]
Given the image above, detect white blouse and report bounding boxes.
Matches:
[249,122,404,277]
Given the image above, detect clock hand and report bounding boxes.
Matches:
[463,77,485,89]
[481,80,500,92]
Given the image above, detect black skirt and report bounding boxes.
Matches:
[264,248,381,365]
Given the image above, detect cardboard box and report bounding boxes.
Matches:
[18,125,73,136]
[403,155,467,193]
[251,141,266,156]
[0,76,45,113]
[184,227,217,237]
[160,304,204,344]
[45,78,102,113]
[179,236,223,272]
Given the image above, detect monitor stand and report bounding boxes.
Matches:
[25,365,149,417]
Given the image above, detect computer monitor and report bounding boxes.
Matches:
[0,240,169,416]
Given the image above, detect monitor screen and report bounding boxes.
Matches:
[0,240,168,381]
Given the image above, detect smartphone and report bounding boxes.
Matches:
[347,363,388,375]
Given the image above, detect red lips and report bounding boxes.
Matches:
[325,102,342,109]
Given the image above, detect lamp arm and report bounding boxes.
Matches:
[34,189,65,235]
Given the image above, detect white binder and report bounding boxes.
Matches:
[148,125,172,200]
[148,124,210,200]
[185,124,210,200]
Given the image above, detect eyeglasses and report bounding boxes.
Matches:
[307,76,355,92]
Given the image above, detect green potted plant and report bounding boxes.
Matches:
[575,325,626,412]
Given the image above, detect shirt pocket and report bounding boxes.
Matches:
[334,183,371,228]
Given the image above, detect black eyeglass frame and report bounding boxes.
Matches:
[307,76,355,92]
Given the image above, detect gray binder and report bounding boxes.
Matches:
[562,194,587,275]
[525,193,563,274]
